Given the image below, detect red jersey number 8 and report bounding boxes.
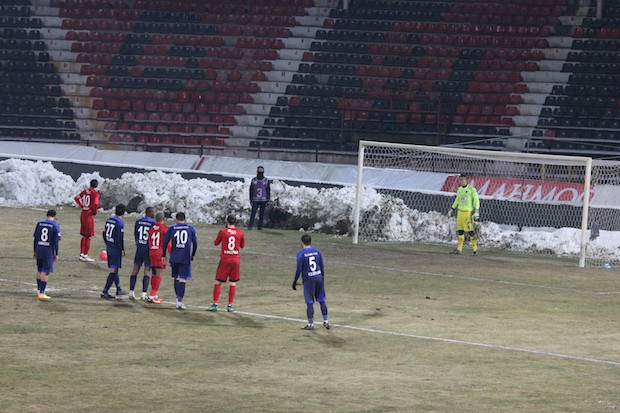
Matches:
[227,236,235,251]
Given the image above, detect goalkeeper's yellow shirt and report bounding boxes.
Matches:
[451,184,480,212]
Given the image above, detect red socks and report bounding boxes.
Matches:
[212,284,236,305]
[213,283,221,305]
[228,285,236,306]
[80,237,91,255]
[150,275,162,297]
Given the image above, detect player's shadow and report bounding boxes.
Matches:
[37,301,70,312]
[111,300,140,311]
[229,314,264,329]
[155,307,217,325]
[295,331,347,349]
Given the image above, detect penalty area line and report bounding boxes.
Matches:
[215,247,620,296]
[1,277,618,368]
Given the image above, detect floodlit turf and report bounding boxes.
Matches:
[0,206,618,413]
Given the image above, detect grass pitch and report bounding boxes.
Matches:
[0,206,618,412]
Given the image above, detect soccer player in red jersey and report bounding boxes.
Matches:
[147,211,170,304]
[208,215,245,312]
[74,179,100,262]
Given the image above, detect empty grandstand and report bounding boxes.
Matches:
[1,0,619,159]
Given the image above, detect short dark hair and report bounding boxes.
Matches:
[145,206,155,217]
[46,209,56,218]
[226,215,237,225]
[176,212,186,221]
[257,165,264,171]
[90,179,99,188]
[301,234,311,246]
[115,204,125,216]
[459,174,468,179]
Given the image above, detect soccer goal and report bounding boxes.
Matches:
[352,140,620,268]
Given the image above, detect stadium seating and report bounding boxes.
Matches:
[0,0,618,157]
[0,3,79,141]
[257,0,558,151]
[529,0,620,157]
[49,0,314,148]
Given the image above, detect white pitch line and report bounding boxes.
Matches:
[1,277,618,368]
[211,247,620,296]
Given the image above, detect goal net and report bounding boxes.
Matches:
[352,140,620,268]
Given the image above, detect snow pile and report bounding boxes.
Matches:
[0,159,75,206]
[0,159,619,263]
[100,170,248,223]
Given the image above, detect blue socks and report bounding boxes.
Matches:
[129,274,137,291]
[36,279,47,294]
[177,281,186,301]
[174,279,186,301]
[103,272,115,293]
[114,273,121,290]
[306,303,314,324]
[320,302,328,321]
[142,275,150,293]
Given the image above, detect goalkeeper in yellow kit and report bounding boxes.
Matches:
[449,174,480,255]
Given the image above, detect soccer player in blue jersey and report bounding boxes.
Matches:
[101,204,127,300]
[292,234,330,330]
[163,212,198,310]
[248,165,270,230]
[129,206,155,300]
[33,209,61,301]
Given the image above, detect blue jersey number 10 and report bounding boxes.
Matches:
[174,230,188,247]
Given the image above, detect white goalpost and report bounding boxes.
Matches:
[352,140,620,268]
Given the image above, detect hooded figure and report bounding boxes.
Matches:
[248,166,270,230]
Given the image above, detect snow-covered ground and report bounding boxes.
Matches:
[1,158,618,264]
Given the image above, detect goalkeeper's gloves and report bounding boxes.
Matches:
[472,211,480,221]
[292,281,297,291]
[447,209,454,218]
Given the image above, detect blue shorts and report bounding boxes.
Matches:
[171,262,192,280]
[133,251,151,268]
[36,258,54,274]
[303,277,326,304]
[107,248,123,269]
